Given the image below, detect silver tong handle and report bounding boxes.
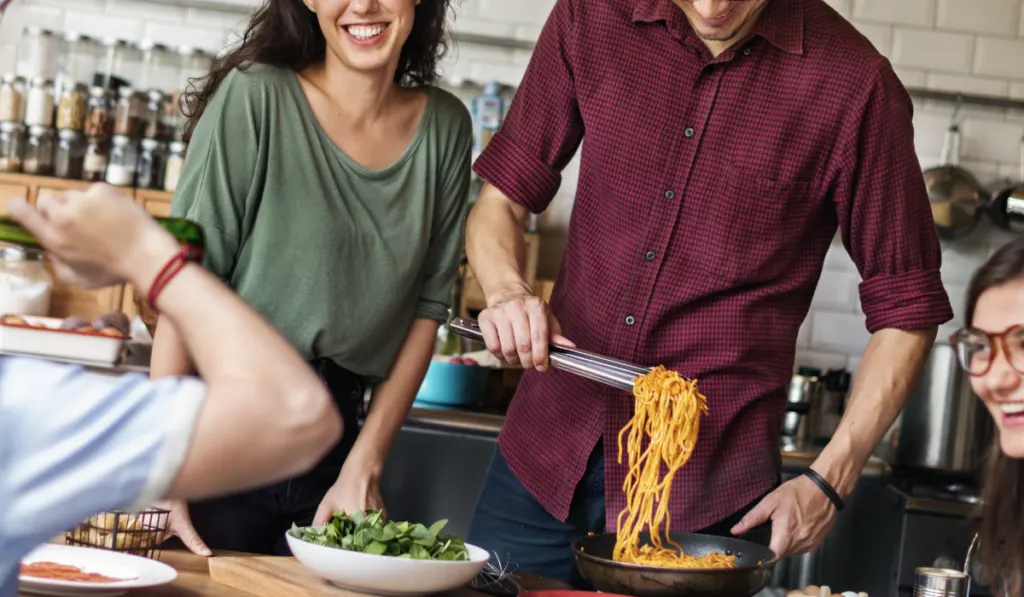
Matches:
[448,317,651,392]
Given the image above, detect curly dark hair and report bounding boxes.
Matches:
[181,0,452,140]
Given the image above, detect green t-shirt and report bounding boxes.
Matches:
[170,64,472,381]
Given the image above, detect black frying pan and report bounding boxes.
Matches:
[571,532,778,597]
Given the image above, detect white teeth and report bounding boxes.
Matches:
[1000,403,1024,414]
[347,24,387,40]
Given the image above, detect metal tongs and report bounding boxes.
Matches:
[448,316,651,391]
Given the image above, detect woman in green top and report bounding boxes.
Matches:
[150,0,472,556]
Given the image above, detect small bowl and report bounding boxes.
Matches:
[415,359,490,407]
[285,532,490,597]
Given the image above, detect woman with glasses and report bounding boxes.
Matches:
[950,235,1024,597]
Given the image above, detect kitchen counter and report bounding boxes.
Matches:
[19,546,568,596]
[402,405,893,478]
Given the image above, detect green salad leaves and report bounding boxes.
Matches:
[289,509,470,561]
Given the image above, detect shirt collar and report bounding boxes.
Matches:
[632,0,805,56]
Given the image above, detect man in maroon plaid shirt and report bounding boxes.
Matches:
[463,0,953,587]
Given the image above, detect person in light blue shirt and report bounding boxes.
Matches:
[0,186,344,597]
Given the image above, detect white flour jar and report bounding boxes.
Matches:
[0,246,53,316]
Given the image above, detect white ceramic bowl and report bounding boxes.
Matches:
[284,532,490,597]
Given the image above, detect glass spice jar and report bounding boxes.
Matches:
[84,86,111,137]
[56,83,87,131]
[164,140,185,192]
[23,125,55,175]
[135,138,164,190]
[105,134,137,186]
[23,78,54,127]
[82,135,108,182]
[142,89,165,140]
[55,129,85,179]
[0,122,25,173]
[0,74,25,122]
[113,86,142,137]
[0,245,53,317]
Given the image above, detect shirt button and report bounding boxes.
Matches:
[625,315,636,326]
[645,250,656,261]
[743,47,752,56]
[684,127,695,138]
[664,190,675,199]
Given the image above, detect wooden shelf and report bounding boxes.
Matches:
[906,87,1024,112]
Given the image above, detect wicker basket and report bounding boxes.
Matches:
[66,508,169,560]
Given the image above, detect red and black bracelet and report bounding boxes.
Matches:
[146,244,203,309]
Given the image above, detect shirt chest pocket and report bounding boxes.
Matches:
[690,165,819,285]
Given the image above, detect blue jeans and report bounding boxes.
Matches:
[468,441,773,588]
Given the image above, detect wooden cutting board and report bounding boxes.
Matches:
[208,556,484,597]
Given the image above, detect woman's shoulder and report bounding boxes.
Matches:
[426,86,473,145]
[215,63,298,101]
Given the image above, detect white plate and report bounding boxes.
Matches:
[18,544,177,596]
[285,532,490,597]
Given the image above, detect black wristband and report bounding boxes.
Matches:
[802,468,845,512]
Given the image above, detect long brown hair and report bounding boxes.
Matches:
[181,0,452,141]
[965,236,1024,597]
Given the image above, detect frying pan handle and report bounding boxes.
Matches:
[940,124,962,167]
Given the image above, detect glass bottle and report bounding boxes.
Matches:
[113,86,140,137]
[0,122,25,173]
[55,129,85,179]
[84,86,111,137]
[23,125,55,175]
[82,135,108,182]
[23,78,54,127]
[16,27,57,82]
[136,138,164,190]
[56,83,87,131]
[0,74,25,122]
[142,89,165,140]
[54,32,91,104]
[0,245,53,316]
[137,40,175,94]
[164,140,186,192]
[105,134,137,186]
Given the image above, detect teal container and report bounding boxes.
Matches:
[415,360,490,407]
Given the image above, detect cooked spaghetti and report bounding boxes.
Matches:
[613,365,737,569]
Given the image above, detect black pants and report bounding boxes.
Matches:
[467,440,775,588]
[189,359,365,555]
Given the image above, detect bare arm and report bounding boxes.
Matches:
[811,327,935,497]
[349,320,438,474]
[466,184,531,304]
[151,319,194,378]
[125,238,341,499]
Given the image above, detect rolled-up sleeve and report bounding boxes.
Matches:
[472,0,584,214]
[831,60,953,333]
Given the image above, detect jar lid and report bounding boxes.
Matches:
[1,73,17,84]
[146,89,165,102]
[140,137,160,150]
[58,128,81,140]
[101,35,129,48]
[169,140,187,152]
[137,39,170,52]
[0,121,24,133]
[22,25,54,37]
[111,134,132,146]
[27,124,53,136]
[1,245,42,262]
[88,85,108,98]
[63,31,87,42]
[28,77,53,88]
[118,86,136,99]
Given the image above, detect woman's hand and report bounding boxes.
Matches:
[312,460,385,526]
[156,499,212,557]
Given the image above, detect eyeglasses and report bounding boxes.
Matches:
[950,325,1024,377]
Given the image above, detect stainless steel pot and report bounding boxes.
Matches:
[896,341,993,475]
[988,134,1024,233]
[924,124,990,240]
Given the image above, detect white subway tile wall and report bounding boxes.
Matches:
[0,0,1023,371]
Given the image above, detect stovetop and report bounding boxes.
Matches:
[902,480,981,505]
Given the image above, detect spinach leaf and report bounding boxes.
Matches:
[289,509,470,561]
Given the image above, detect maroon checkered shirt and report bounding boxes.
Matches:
[473,0,953,530]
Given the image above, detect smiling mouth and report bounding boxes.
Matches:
[1000,402,1024,417]
[343,23,389,41]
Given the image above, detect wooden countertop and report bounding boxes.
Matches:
[19,547,568,596]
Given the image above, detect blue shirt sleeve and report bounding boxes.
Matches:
[0,356,205,594]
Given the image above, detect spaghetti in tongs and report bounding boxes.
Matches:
[448,317,651,391]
